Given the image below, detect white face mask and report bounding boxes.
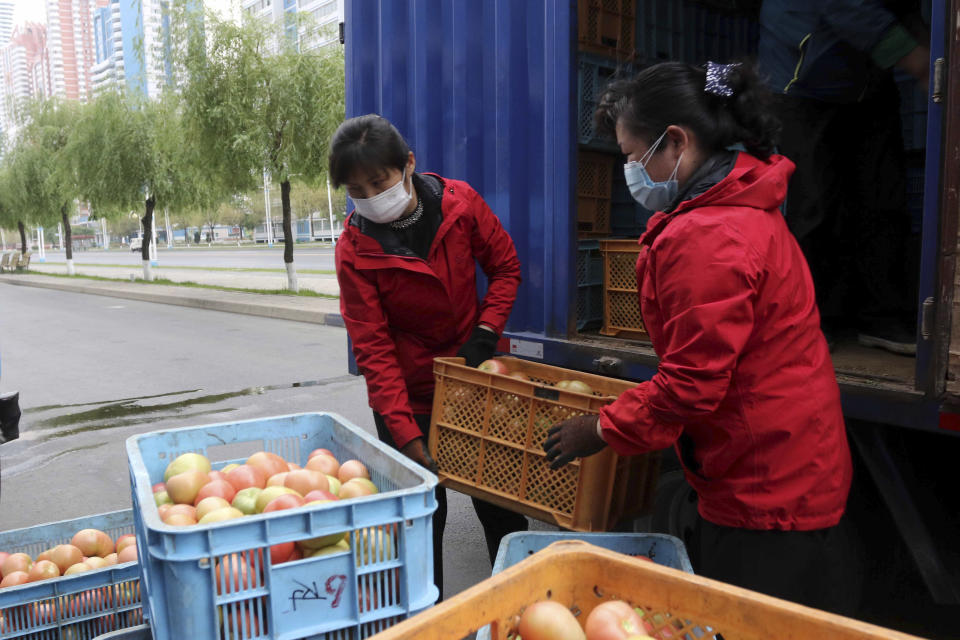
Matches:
[353,168,412,224]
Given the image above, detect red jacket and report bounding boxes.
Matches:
[599,152,852,531]
[336,174,521,449]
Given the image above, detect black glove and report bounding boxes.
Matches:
[544,414,606,469]
[456,325,499,368]
[0,391,20,444]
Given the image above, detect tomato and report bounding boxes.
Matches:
[584,601,648,640]
[518,600,586,640]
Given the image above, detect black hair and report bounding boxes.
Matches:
[594,61,780,160]
[328,114,411,188]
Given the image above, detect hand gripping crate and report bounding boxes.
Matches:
[366,541,924,640]
[0,510,143,640]
[126,413,438,640]
[600,238,647,339]
[428,357,659,532]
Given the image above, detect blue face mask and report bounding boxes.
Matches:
[623,130,683,212]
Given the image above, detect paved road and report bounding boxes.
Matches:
[0,284,544,599]
[31,247,337,271]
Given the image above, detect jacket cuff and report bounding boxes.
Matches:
[477,311,508,335]
[871,24,919,69]
[390,417,424,450]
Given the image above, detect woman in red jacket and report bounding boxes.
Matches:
[330,114,527,594]
[546,62,856,613]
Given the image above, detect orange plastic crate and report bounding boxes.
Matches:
[428,357,658,531]
[600,238,647,339]
[578,151,615,236]
[368,541,924,640]
[578,0,637,59]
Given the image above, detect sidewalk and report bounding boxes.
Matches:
[0,273,344,328]
[28,262,340,297]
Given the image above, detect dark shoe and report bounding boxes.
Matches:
[857,326,916,356]
[0,391,19,444]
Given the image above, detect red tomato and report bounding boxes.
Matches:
[518,601,585,640]
[584,601,648,640]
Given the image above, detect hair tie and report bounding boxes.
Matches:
[705,61,740,98]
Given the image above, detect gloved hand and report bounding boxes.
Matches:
[456,325,499,368]
[400,437,438,474]
[544,414,606,469]
[0,391,20,444]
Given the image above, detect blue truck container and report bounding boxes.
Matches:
[344,0,960,617]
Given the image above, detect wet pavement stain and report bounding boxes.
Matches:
[45,409,234,440]
[21,374,357,441]
[27,389,203,413]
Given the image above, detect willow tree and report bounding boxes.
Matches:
[7,99,84,274]
[69,91,210,280]
[0,162,27,254]
[176,10,345,291]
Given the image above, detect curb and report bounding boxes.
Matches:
[0,275,345,328]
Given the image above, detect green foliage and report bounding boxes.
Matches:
[176,10,345,190]
[69,91,214,216]
[3,99,82,228]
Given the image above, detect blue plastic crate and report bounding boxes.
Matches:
[577,241,604,331]
[492,531,693,575]
[0,510,143,640]
[93,624,152,640]
[126,412,438,640]
[578,53,631,152]
[577,283,603,331]
[476,532,693,640]
[577,240,603,287]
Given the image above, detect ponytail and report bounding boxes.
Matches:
[595,61,781,160]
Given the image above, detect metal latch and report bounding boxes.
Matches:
[932,58,945,103]
[593,356,623,375]
[921,297,935,340]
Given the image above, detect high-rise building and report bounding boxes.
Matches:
[241,0,342,52]
[0,2,14,47]
[1,23,49,136]
[91,0,173,98]
[45,0,109,102]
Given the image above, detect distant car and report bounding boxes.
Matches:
[130,237,142,252]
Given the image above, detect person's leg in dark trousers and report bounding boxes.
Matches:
[774,94,854,339]
[694,516,861,617]
[470,496,528,565]
[373,412,447,597]
[846,75,915,342]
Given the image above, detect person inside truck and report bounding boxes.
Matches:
[758,0,930,354]
[329,114,528,595]
[545,61,858,614]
